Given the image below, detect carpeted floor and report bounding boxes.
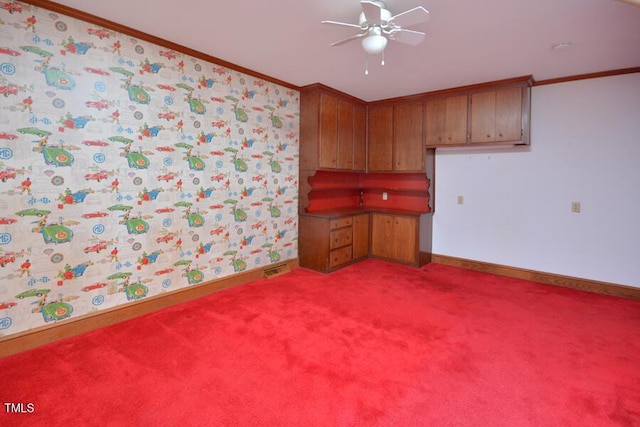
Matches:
[2,259,639,426]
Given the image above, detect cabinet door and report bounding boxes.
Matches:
[495,87,522,142]
[370,213,392,259]
[352,104,367,172]
[425,95,468,146]
[298,216,331,272]
[424,98,446,146]
[470,91,495,143]
[391,216,417,265]
[352,213,370,260]
[336,99,354,170]
[319,93,338,169]
[393,103,424,171]
[470,87,522,143]
[367,105,394,172]
[446,95,469,144]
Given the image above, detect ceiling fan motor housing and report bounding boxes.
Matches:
[359,1,392,28]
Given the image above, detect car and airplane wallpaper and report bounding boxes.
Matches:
[0,1,300,337]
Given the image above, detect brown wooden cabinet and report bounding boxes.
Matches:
[318,93,338,169]
[370,213,419,266]
[424,76,532,148]
[367,103,424,172]
[470,86,524,144]
[425,95,468,146]
[393,102,424,171]
[367,105,394,172]
[352,213,370,261]
[299,212,369,273]
[300,85,366,172]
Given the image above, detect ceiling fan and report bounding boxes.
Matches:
[322,1,430,73]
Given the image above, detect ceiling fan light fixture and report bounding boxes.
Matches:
[362,33,387,55]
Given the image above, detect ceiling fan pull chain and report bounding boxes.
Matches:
[381,49,385,66]
[365,53,369,75]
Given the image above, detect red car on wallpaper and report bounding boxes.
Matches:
[0,301,17,310]
[0,217,17,224]
[0,2,22,13]
[157,112,178,120]
[0,252,16,267]
[81,282,107,292]
[156,146,175,152]
[84,240,107,254]
[83,67,110,76]
[156,84,176,91]
[154,268,174,276]
[156,173,175,182]
[0,83,18,97]
[156,233,176,243]
[84,171,108,181]
[0,47,21,56]
[81,211,109,219]
[0,168,16,181]
[82,140,110,147]
[87,28,111,39]
[154,207,174,214]
[0,132,18,140]
[85,100,110,110]
[159,50,177,59]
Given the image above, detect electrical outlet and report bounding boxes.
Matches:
[571,201,581,213]
[457,195,464,205]
[382,192,388,201]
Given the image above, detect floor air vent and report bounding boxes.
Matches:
[263,263,290,279]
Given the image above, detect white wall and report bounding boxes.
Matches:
[432,73,640,287]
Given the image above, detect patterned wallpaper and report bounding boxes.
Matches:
[0,2,299,337]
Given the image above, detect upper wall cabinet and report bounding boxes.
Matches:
[470,86,525,144]
[367,105,393,171]
[368,102,425,172]
[425,95,468,146]
[300,85,366,172]
[424,76,533,148]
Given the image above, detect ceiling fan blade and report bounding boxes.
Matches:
[360,0,383,24]
[388,28,426,46]
[389,6,429,28]
[321,20,362,29]
[330,33,366,47]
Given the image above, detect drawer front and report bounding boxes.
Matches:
[330,216,353,230]
[329,246,352,268]
[330,227,353,250]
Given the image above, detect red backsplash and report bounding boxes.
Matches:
[305,171,431,213]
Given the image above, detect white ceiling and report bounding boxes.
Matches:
[48,0,640,102]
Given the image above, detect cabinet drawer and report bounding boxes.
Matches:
[330,217,353,230]
[330,228,353,249]
[329,246,352,268]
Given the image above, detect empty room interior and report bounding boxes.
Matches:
[1,0,639,425]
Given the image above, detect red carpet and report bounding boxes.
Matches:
[2,259,639,426]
